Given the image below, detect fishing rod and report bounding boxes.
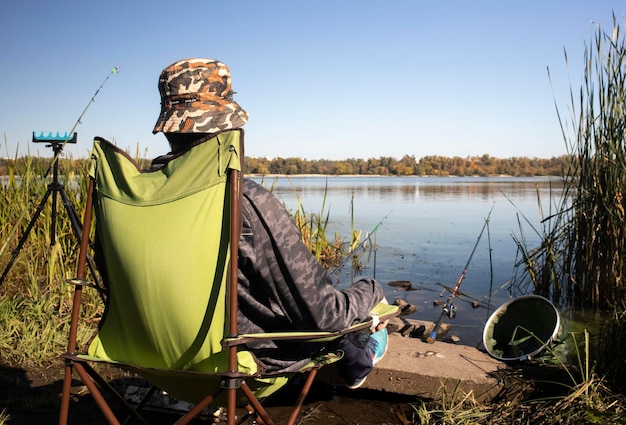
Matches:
[426,202,495,344]
[329,210,392,281]
[434,282,492,310]
[43,66,120,178]
[0,66,120,286]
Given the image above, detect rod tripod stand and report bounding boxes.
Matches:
[0,133,100,291]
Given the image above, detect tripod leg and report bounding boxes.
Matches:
[51,183,58,247]
[0,189,52,287]
[58,186,84,243]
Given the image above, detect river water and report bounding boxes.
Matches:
[251,176,565,347]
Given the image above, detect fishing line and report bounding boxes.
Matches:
[45,66,120,177]
[0,67,120,264]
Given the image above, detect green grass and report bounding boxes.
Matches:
[408,329,626,424]
[0,409,9,425]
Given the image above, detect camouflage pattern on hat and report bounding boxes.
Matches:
[152,58,249,134]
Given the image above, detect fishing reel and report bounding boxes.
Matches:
[443,301,457,320]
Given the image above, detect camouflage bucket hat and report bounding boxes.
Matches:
[152,58,249,134]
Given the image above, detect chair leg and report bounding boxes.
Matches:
[72,363,122,425]
[58,361,74,425]
[122,385,158,425]
[235,404,256,425]
[82,363,153,425]
[59,360,133,425]
[173,389,220,425]
[227,387,237,425]
[286,367,319,425]
[239,381,275,425]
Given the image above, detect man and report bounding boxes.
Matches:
[151,58,388,388]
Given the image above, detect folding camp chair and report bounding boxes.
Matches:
[58,129,399,425]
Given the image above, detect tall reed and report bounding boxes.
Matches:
[513,14,626,310]
[559,15,626,309]
[0,150,101,365]
[286,177,363,275]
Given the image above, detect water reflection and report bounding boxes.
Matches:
[266,176,563,202]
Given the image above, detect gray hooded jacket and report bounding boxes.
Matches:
[237,179,384,372]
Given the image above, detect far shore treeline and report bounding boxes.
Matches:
[0,153,568,177]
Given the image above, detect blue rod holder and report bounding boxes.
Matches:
[32,131,77,144]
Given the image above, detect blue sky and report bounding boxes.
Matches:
[1,1,623,160]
